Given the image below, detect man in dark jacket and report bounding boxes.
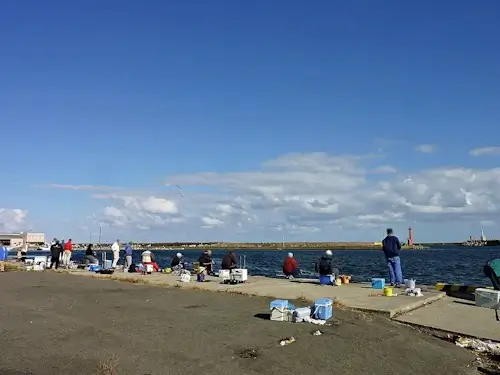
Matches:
[221,250,237,271]
[171,253,183,269]
[50,240,63,269]
[315,250,340,278]
[382,228,403,287]
[198,250,214,275]
[85,243,98,264]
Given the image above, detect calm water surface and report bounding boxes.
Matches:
[27,246,500,286]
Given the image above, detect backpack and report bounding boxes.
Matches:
[129,264,137,273]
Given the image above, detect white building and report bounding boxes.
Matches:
[23,232,45,244]
[0,232,45,248]
[0,233,24,247]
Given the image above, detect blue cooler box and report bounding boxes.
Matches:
[88,264,101,272]
[371,278,385,289]
[319,275,333,285]
[270,299,288,310]
[313,298,333,320]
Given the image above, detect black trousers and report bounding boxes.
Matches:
[484,265,500,290]
[50,256,60,269]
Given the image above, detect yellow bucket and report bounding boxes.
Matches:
[383,287,393,297]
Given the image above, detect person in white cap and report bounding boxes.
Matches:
[171,252,183,270]
[315,250,340,283]
[283,252,300,279]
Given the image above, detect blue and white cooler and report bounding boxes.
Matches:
[371,278,385,289]
[270,299,292,322]
[312,298,333,320]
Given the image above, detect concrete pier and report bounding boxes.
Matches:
[14,265,498,341]
[395,296,500,341]
[65,270,444,318]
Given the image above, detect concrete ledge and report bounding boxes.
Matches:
[395,297,500,341]
[435,282,491,294]
[62,270,445,318]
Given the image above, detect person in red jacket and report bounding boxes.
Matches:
[283,252,300,279]
[62,238,73,268]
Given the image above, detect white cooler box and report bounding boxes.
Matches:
[231,269,248,282]
[293,307,311,322]
[218,269,231,280]
[475,288,500,309]
[270,308,293,322]
[34,256,46,265]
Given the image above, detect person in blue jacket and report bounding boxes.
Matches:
[382,228,403,287]
[124,242,133,271]
[0,241,9,272]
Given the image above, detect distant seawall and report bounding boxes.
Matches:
[67,242,437,251]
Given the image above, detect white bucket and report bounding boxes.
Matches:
[405,279,416,289]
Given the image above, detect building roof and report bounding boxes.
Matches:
[0,233,23,239]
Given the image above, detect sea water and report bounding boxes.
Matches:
[22,246,500,285]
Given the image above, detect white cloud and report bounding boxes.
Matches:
[480,220,495,227]
[92,195,180,231]
[0,208,28,233]
[372,165,397,174]
[201,216,224,228]
[469,147,500,157]
[34,184,118,191]
[415,144,436,153]
[39,151,500,241]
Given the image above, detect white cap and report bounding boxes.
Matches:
[176,253,182,257]
[288,252,293,258]
[325,250,333,256]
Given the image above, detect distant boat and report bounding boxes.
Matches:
[36,244,51,251]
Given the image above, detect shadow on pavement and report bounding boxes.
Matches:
[254,313,271,320]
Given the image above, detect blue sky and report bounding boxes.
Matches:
[1,0,499,243]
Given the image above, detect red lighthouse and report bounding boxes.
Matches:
[408,227,414,247]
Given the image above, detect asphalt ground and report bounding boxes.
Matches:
[0,272,479,375]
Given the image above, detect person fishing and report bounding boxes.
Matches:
[20,242,28,262]
[221,250,237,271]
[382,228,404,287]
[111,239,120,268]
[0,241,8,272]
[85,243,98,264]
[124,242,133,271]
[171,253,183,271]
[315,250,339,283]
[141,249,160,272]
[50,240,63,269]
[198,250,214,275]
[283,252,300,279]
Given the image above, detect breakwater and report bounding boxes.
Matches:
[25,245,499,286]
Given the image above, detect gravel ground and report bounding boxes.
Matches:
[0,272,479,375]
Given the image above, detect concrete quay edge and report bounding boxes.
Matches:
[61,269,446,318]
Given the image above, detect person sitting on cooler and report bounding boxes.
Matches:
[198,250,214,275]
[170,253,183,271]
[221,250,237,271]
[141,250,160,272]
[315,250,340,282]
[283,252,300,279]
